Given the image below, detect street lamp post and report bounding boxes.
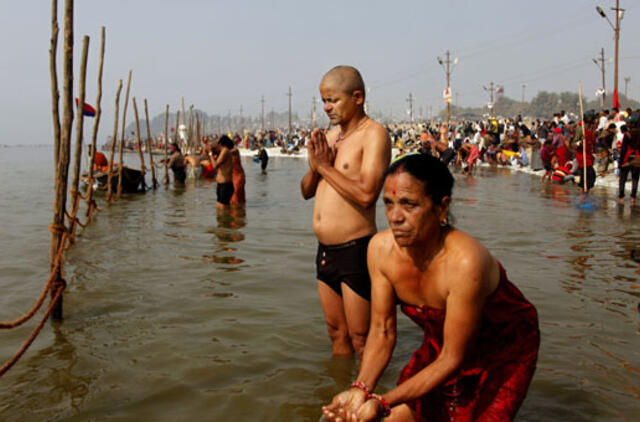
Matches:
[596,1,625,107]
[592,48,606,109]
[437,50,458,125]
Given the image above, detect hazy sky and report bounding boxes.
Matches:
[1,0,638,144]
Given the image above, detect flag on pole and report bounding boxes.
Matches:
[613,88,621,109]
[74,98,96,117]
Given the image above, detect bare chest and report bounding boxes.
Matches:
[331,138,364,176]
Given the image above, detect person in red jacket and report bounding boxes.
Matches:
[617,118,640,204]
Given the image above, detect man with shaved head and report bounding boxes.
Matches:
[301,65,391,359]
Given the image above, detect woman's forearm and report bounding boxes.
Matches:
[383,352,462,407]
[356,324,396,392]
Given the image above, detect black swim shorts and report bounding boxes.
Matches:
[216,182,234,205]
[316,235,372,301]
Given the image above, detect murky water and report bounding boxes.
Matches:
[1,147,638,421]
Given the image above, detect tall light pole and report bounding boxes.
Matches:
[483,82,495,117]
[406,92,414,122]
[260,95,265,131]
[437,50,458,125]
[592,48,606,108]
[521,83,526,103]
[596,1,625,107]
[624,76,630,97]
[287,86,292,143]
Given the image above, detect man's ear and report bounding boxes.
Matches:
[353,90,365,105]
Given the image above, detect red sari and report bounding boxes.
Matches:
[397,263,539,421]
[230,150,246,204]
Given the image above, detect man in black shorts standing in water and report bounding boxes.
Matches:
[210,135,235,209]
[301,66,390,359]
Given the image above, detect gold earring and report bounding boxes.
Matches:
[440,217,449,228]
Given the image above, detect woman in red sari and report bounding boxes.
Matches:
[229,146,246,205]
[322,153,539,422]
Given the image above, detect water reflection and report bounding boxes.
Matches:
[203,206,247,271]
[12,323,92,412]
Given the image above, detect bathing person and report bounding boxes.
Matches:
[322,153,539,421]
[210,135,235,208]
[300,65,390,358]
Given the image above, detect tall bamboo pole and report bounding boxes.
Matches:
[117,70,132,199]
[144,98,157,188]
[49,0,60,179]
[50,0,75,320]
[70,35,89,216]
[164,105,169,184]
[181,97,186,126]
[578,81,588,193]
[106,79,122,203]
[174,110,180,144]
[187,105,193,152]
[131,97,146,192]
[86,26,105,215]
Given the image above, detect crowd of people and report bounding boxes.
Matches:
[384,108,640,203]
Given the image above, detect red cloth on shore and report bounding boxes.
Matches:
[397,262,539,421]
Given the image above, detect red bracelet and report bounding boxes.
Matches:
[349,380,371,395]
[367,393,391,417]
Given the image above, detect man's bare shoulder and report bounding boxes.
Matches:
[362,120,389,141]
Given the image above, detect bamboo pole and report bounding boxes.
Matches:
[578,81,588,193]
[86,26,105,215]
[117,70,132,199]
[131,97,147,192]
[69,35,90,220]
[181,97,186,126]
[106,79,122,203]
[49,0,60,179]
[187,104,193,152]
[49,0,75,321]
[164,104,169,184]
[144,98,157,189]
[195,112,200,152]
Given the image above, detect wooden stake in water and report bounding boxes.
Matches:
[144,98,157,189]
[86,26,105,215]
[164,104,169,184]
[107,79,122,203]
[50,0,75,320]
[49,0,61,179]
[131,97,147,191]
[70,35,89,221]
[578,81,588,192]
[117,70,132,199]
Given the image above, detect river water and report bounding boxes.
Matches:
[1,146,638,421]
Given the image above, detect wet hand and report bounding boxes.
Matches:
[321,389,366,422]
[354,398,384,422]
